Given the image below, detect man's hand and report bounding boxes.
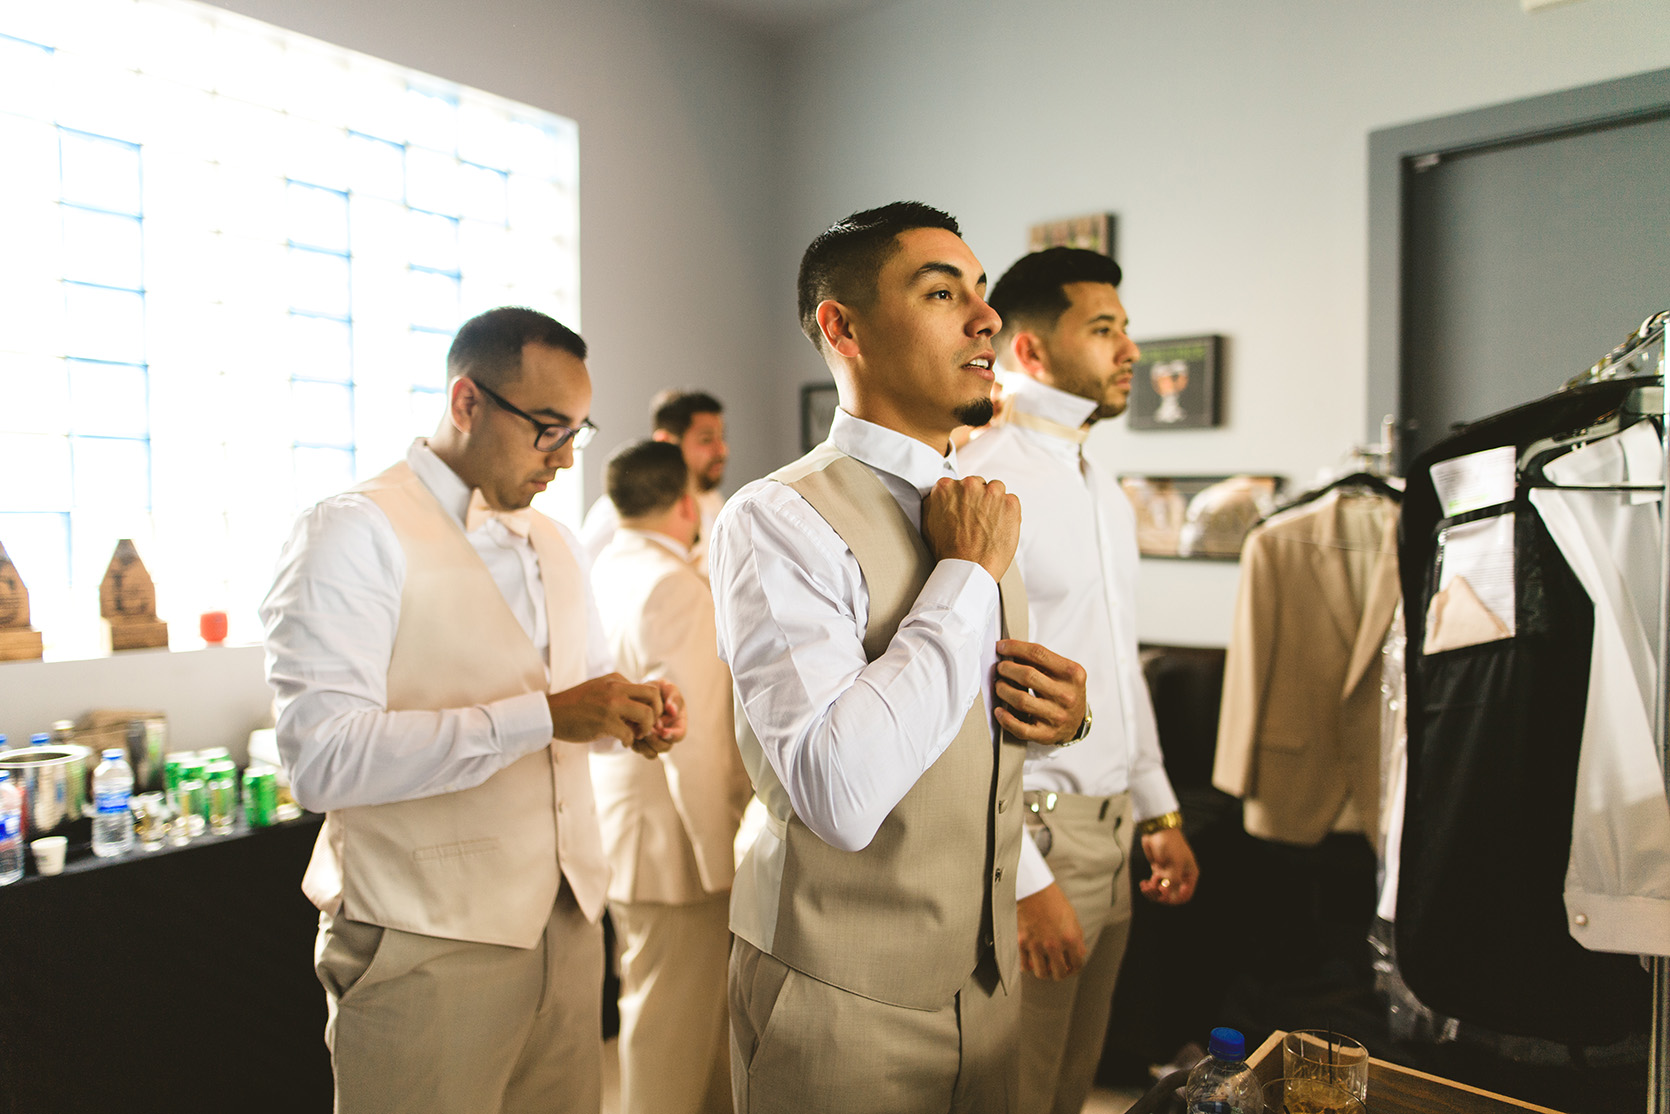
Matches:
[1017,882,1087,980]
[638,679,687,759]
[1139,828,1199,905]
[993,640,1089,745]
[547,673,665,751]
[921,475,1020,584]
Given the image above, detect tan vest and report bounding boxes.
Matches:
[730,444,1029,1009]
[300,461,609,948]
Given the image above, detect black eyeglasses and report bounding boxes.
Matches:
[471,379,598,453]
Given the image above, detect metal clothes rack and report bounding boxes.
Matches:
[1548,311,1670,1114]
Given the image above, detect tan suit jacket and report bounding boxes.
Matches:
[591,529,751,904]
[1213,489,1399,846]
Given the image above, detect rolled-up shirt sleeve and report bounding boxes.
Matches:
[260,495,557,814]
[710,482,997,852]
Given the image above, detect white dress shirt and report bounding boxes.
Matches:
[708,408,1002,853]
[260,439,615,815]
[1530,419,1670,956]
[581,487,723,570]
[961,375,1181,898]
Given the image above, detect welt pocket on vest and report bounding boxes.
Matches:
[410,837,501,863]
[1258,732,1310,753]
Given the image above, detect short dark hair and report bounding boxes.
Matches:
[650,389,724,438]
[446,307,588,390]
[988,248,1123,348]
[606,439,689,520]
[796,202,961,352]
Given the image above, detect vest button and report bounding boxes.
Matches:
[556,801,565,813]
[1574,913,1588,927]
[994,867,1003,882]
[997,798,1008,813]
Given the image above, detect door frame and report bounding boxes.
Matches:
[1366,66,1670,469]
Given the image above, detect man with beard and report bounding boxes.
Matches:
[582,390,729,572]
[959,249,1199,1114]
[710,203,1090,1114]
[262,306,686,1114]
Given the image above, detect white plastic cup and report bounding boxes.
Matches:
[31,835,67,876]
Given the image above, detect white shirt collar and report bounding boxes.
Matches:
[618,526,693,562]
[999,371,1098,430]
[406,438,473,527]
[828,407,962,495]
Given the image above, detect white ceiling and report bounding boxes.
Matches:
[668,0,898,32]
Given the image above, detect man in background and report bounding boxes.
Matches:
[261,306,685,1114]
[582,389,729,570]
[711,202,1091,1113]
[961,248,1199,1114]
[590,438,752,1114]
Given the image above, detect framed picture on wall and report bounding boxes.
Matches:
[1117,474,1282,559]
[1027,212,1117,257]
[801,382,840,451]
[1128,335,1224,431]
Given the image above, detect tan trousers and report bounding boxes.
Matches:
[612,893,733,1114]
[730,936,1019,1114]
[1018,792,1134,1114]
[316,885,604,1114]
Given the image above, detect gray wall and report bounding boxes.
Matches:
[771,0,1670,646]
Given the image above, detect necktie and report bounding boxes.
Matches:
[465,489,534,539]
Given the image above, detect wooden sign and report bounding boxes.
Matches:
[0,540,44,661]
[100,539,169,651]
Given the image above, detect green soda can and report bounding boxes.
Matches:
[243,765,277,828]
[164,752,190,798]
[205,760,238,834]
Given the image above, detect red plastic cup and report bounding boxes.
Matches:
[199,610,228,645]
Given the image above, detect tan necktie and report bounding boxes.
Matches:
[465,489,534,539]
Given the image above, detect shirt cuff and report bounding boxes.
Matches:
[490,690,559,755]
[921,557,1000,620]
[1015,828,1055,899]
[1130,769,1181,825]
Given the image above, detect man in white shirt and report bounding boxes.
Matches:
[711,202,1091,1114]
[581,389,729,569]
[960,248,1199,1114]
[261,307,687,1114]
[590,439,751,1114]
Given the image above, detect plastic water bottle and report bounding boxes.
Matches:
[92,748,135,857]
[1185,1027,1263,1114]
[0,772,21,885]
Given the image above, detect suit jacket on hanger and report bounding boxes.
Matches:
[1214,488,1401,847]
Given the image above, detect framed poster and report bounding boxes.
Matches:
[800,382,840,452]
[1128,335,1224,430]
[1027,212,1116,257]
[1118,474,1282,559]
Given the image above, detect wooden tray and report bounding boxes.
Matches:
[1249,1031,1567,1114]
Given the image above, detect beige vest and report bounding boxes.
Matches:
[730,444,1029,1009]
[300,460,609,948]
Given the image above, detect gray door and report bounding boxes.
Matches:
[1398,111,1670,462]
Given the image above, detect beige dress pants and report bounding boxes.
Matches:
[612,893,733,1114]
[1018,792,1134,1114]
[730,936,1020,1114]
[315,884,604,1114]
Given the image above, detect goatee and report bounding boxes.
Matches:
[954,397,994,428]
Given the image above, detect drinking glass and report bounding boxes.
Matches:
[1283,1030,1369,1104]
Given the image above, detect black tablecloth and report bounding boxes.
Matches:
[0,817,331,1114]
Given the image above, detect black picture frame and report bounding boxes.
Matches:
[1128,335,1224,431]
[800,382,840,452]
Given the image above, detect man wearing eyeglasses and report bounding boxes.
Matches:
[261,305,687,1114]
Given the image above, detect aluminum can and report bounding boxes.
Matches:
[243,765,277,828]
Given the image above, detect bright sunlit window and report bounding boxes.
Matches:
[0,0,583,660]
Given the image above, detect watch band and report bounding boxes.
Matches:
[1059,703,1092,747]
[1136,810,1183,836]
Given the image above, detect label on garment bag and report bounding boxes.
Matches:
[1431,445,1516,518]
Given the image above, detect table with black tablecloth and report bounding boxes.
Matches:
[0,817,332,1114]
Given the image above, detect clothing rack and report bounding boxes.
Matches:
[1529,311,1669,1114]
